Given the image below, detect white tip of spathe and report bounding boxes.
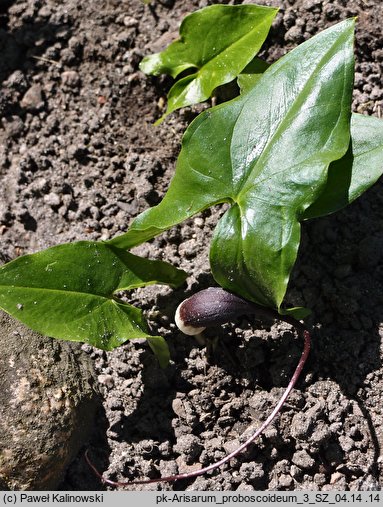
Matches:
[175,303,206,336]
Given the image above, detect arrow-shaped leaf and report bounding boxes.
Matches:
[140,4,278,123]
[238,66,383,222]
[110,20,355,313]
[0,241,187,365]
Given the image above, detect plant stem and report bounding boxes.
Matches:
[85,322,311,487]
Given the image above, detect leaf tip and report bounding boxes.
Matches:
[153,107,173,126]
[139,53,162,75]
[280,306,312,320]
[153,115,166,126]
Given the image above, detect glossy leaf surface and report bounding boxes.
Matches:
[304,113,383,219]
[0,241,186,363]
[140,4,278,122]
[111,20,354,313]
[239,68,383,222]
[237,57,269,94]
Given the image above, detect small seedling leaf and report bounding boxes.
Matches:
[140,4,278,123]
[110,20,354,312]
[0,241,186,360]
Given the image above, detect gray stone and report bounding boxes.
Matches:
[61,70,81,88]
[1,115,24,139]
[285,25,304,43]
[302,0,322,11]
[0,310,99,490]
[43,192,61,207]
[173,434,203,464]
[123,16,138,28]
[20,85,45,112]
[292,449,315,470]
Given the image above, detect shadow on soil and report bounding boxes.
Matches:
[98,191,383,486]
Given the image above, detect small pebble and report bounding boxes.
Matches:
[20,85,45,111]
[97,374,114,389]
[44,192,62,207]
[292,449,315,470]
[61,70,80,87]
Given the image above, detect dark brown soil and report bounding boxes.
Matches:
[1,0,383,491]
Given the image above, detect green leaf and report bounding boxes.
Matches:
[280,306,312,320]
[146,337,170,369]
[238,64,383,225]
[238,66,383,224]
[303,113,383,220]
[111,20,354,312]
[140,4,278,123]
[237,57,270,94]
[0,241,187,360]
